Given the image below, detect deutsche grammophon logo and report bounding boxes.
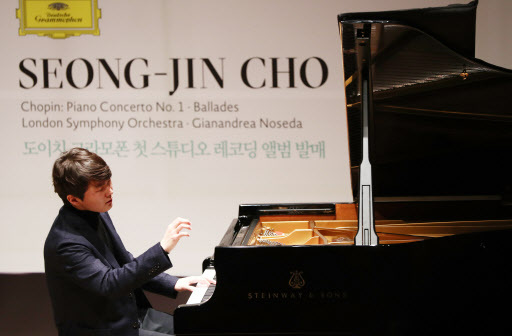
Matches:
[289,270,305,289]
[16,0,101,39]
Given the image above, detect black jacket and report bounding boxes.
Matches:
[44,205,178,336]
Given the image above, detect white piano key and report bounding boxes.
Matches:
[185,268,216,305]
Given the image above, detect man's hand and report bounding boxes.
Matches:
[160,217,192,253]
[175,276,216,292]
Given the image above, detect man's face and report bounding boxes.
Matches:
[69,180,113,213]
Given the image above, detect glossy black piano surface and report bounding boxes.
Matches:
[174,1,512,335]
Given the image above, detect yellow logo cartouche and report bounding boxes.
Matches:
[16,0,101,39]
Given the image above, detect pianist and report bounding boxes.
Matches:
[44,147,214,336]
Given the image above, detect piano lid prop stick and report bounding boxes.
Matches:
[354,77,379,246]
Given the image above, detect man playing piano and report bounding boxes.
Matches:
[44,147,214,336]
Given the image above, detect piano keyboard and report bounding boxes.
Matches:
[185,267,216,305]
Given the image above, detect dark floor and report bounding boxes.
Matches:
[0,273,189,336]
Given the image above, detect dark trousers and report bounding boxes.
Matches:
[139,330,173,336]
[139,308,174,336]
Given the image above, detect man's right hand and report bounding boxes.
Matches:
[160,217,191,253]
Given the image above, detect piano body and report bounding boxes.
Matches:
[174,1,512,335]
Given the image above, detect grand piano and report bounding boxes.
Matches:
[174,1,512,335]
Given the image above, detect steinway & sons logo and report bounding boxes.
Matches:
[289,270,305,289]
[247,270,346,302]
[16,0,101,39]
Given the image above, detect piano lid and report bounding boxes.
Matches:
[338,0,512,200]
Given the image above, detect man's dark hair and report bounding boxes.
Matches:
[52,147,112,205]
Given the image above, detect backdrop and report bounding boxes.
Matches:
[1,0,510,275]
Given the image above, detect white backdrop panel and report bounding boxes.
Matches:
[0,0,510,275]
